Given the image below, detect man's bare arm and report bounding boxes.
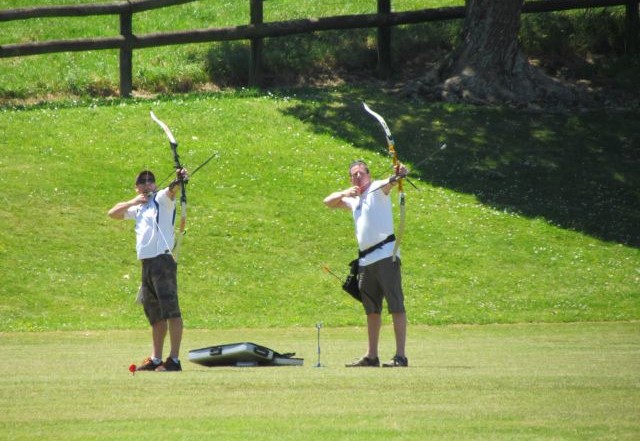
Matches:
[323,186,360,209]
[108,194,146,219]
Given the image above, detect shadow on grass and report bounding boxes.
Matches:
[282,90,640,247]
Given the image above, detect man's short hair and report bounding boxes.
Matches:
[135,170,156,185]
[349,160,369,176]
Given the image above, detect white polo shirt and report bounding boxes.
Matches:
[344,180,397,266]
[124,188,176,260]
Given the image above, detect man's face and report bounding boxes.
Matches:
[135,177,157,195]
[349,163,371,191]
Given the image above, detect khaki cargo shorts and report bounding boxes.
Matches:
[359,257,405,314]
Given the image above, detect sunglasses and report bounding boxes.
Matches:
[137,179,155,185]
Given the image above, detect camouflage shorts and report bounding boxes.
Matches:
[140,254,181,324]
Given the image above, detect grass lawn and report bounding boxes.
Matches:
[1,322,638,441]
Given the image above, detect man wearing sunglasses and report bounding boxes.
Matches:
[108,168,188,372]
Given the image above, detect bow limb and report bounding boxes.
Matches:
[393,193,405,261]
[363,102,405,262]
[150,111,187,263]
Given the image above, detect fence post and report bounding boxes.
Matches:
[119,11,133,98]
[377,0,392,79]
[249,0,264,87]
[627,0,639,54]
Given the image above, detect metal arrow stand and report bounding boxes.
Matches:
[314,322,325,368]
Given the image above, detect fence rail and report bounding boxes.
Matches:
[0,0,194,19]
[1,0,638,97]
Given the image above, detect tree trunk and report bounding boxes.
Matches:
[417,0,575,106]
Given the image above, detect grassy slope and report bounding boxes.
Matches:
[1,88,638,331]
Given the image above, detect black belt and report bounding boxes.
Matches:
[359,234,395,258]
[141,250,171,262]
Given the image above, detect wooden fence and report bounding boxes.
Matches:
[1,0,638,97]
